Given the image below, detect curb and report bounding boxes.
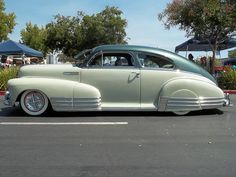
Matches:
[224,90,236,94]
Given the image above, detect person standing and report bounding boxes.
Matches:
[188,53,194,62]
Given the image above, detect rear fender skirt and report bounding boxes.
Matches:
[158,78,225,112]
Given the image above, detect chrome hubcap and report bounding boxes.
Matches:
[24,92,45,112]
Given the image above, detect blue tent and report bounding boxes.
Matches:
[0,40,43,57]
[175,37,236,53]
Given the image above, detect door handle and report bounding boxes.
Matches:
[131,72,140,78]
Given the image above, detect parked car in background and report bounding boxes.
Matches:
[4,45,230,116]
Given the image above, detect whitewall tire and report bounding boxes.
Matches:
[20,90,49,116]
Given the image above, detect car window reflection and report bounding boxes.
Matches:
[138,53,174,69]
[89,53,135,68]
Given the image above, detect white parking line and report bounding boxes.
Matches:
[0,122,128,126]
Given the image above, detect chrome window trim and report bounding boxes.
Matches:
[140,67,177,72]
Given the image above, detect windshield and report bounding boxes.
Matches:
[74,49,91,66]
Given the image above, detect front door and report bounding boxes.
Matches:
[80,52,140,110]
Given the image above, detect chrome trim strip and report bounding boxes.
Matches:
[199,97,224,109]
[199,99,225,104]
[159,96,225,112]
[102,107,141,111]
[168,100,199,104]
[50,97,73,103]
[170,97,224,100]
[73,98,101,103]
[50,97,101,111]
[158,96,168,111]
[167,104,200,107]
[63,72,79,75]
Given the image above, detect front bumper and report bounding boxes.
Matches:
[4,91,11,106]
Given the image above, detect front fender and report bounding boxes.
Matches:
[7,78,101,111]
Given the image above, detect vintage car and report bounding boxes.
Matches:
[4,45,230,116]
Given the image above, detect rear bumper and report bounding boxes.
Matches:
[224,93,233,107]
[4,91,11,106]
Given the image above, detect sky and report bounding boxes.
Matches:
[4,0,233,58]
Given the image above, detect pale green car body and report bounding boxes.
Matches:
[5,45,229,116]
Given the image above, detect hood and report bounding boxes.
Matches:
[18,64,81,82]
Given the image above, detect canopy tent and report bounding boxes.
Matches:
[224,58,236,65]
[0,40,43,57]
[175,38,236,53]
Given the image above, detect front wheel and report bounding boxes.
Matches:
[20,90,49,116]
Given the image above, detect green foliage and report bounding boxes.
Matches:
[20,22,48,55]
[44,14,81,57]
[217,67,236,89]
[228,49,236,58]
[158,0,236,73]
[0,67,19,91]
[44,6,127,57]
[57,53,75,63]
[0,0,16,42]
[79,6,127,50]
[159,0,236,39]
[20,6,127,58]
[215,59,222,67]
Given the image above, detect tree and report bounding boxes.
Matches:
[44,14,81,56]
[0,0,16,42]
[45,6,127,57]
[158,0,236,74]
[228,49,236,58]
[21,22,48,55]
[79,6,128,50]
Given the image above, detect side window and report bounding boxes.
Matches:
[137,53,174,69]
[89,54,103,67]
[88,53,135,67]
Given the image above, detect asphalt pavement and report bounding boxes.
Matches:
[0,95,236,177]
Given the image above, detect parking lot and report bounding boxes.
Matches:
[0,95,236,177]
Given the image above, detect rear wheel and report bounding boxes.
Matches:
[173,111,190,116]
[20,90,49,116]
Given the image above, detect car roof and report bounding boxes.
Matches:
[91,45,174,55]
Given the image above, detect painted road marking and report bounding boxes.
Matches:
[0,122,128,125]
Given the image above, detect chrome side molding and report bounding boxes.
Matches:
[63,72,79,75]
